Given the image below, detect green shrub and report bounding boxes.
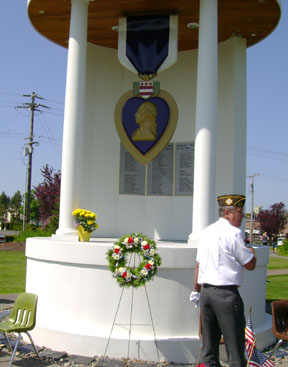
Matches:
[10,222,23,231]
[14,228,51,242]
[4,235,15,242]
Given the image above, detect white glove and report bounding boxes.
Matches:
[189,291,200,308]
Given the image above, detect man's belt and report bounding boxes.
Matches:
[203,284,238,290]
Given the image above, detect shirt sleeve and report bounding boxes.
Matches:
[232,231,254,266]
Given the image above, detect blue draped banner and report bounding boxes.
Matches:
[126,15,169,77]
[118,15,178,78]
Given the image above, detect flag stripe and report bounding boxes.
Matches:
[245,314,274,367]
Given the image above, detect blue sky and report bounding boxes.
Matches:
[246,1,288,210]
[0,1,287,210]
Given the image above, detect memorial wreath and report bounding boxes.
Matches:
[107,233,162,288]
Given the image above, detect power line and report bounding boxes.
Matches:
[248,152,288,163]
[42,97,64,105]
[44,111,64,118]
[247,172,288,185]
[247,146,288,162]
[0,101,21,105]
[35,135,62,143]
[0,132,27,137]
[258,175,288,185]
[38,114,56,143]
[247,146,288,157]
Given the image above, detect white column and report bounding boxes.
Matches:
[56,0,90,237]
[189,0,218,243]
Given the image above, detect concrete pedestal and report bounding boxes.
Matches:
[25,238,274,363]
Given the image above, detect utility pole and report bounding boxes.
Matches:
[17,92,50,224]
[247,174,259,244]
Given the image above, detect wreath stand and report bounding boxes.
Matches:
[98,252,160,366]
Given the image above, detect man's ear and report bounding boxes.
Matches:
[224,208,230,218]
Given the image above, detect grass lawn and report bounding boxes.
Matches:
[266,254,288,302]
[0,252,26,294]
[267,256,288,270]
[266,275,288,301]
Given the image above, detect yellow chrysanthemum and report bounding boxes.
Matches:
[72,209,81,216]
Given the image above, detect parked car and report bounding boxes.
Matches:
[277,236,285,246]
[0,235,5,243]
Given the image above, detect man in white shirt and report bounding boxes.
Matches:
[193,194,256,367]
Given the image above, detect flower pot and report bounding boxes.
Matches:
[78,226,92,242]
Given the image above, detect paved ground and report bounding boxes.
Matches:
[267,268,288,276]
[268,252,288,276]
[0,339,287,367]
[0,346,285,367]
[0,295,287,366]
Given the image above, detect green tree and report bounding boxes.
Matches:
[29,190,40,226]
[0,203,6,227]
[10,191,22,223]
[0,192,11,229]
[0,191,10,209]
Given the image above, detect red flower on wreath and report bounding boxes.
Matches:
[143,244,150,250]
[128,237,134,243]
[145,263,152,270]
[114,248,120,254]
[122,271,127,278]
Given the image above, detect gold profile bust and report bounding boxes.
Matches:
[132,102,158,141]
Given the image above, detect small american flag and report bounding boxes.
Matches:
[245,312,274,367]
[245,313,256,355]
[247,348,274,367]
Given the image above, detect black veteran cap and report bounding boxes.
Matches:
[217,194,246,208]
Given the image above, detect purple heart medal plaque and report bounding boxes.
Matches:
[114,81,178,165]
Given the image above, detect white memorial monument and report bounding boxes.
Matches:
[25,0,281,362]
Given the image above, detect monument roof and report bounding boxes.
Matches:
[27,0,281,51]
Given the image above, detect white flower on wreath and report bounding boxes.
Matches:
[112,253,121,260]
[126,271,132,281]
[140,269,149,277]
[112,245,122,260]
[118,267,124,274]
[148,259,155,267]
[134,237,139,244]
[142,240,148,246]
[123,237,129,243]
[118,267,132,282]
[149,249,155,256]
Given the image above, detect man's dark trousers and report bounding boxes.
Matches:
[200,284,246,367]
